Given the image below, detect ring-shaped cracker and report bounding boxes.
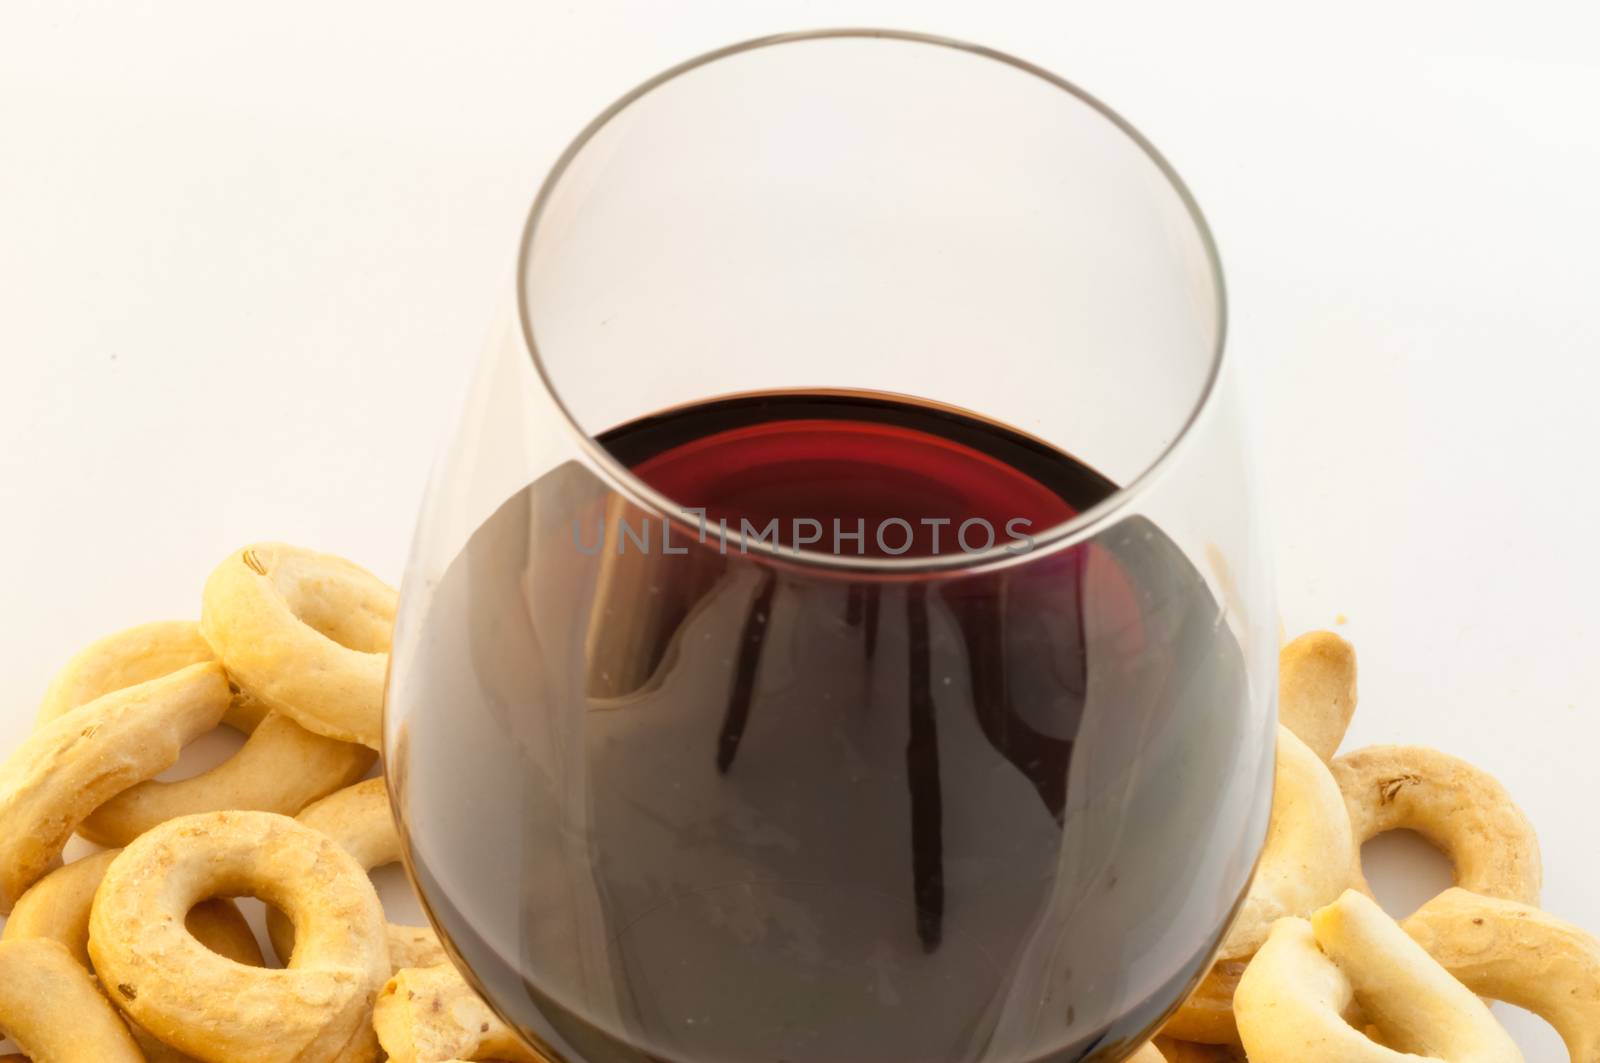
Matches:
[88,810,389,1063]
[78,710,375,847]
[1404,887,1600,1062]
[1278,631,1358,762]
[4,848,266,1063]
[1165,953,1375,1049]
[0,937,144,1061]
[267,779,444,971]
[37,619,265,733]
[0,663,230,912]
[1332,746,1541,906]
[36,620,377,847]
[200,544,396,749]
[373,963,542,1063]
[3,847,263,969]
[1217,726,1358,959]
[1234,890,1521,1063]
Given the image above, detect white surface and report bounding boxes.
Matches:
[1,1,1597,1056]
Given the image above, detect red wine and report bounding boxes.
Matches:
[390,392,1266,1063]
[603,392,1107,558]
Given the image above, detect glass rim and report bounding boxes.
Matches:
[516,27,1229,577]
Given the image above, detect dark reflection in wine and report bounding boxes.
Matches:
[390,395,1268,1063]
[714,572,776,776]
[845,584,866,627]
[904,583,944,952]
[722,580,975,953]
[864,583,881,660]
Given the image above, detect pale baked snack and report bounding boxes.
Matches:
[200,543,397,749]
[79,710,375,848]
[1235,890,1521,1062]
[1332,745,1542,906]
[268,778,445,971]
[1404,887,1600,1062]
[1127,1043,1168,1062]
[2,847,266,1062]
[89,810,389,1063]
[1217,726,1358,959]
[34,618,377,847]
[36,618,265,733]
[373,962,543,1063]
[0,662,230,912]
[0,937,145,1061]
[1277,630,1358,762]
[2,847,262,969]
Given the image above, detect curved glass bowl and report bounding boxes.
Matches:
[387,30,1276,1063]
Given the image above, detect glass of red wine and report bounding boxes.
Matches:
[387,29,1276,1063]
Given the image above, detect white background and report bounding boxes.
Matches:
[2,2,1597,1056]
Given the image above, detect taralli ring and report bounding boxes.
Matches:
[89,810,389,1063]
[0,662,231,912]
[1404,887,1600,1062]
[1277,630,1358,762]
[268,778,445,971]
[37,618,266,733]
[78,711,375,848]
[34,619,376,847]
[1235,889,1522,1062]
[373,963,542,1063]
[3,847,264,970]
[4,848,265,1063]
[0,937,145,1062]
[1216,726,1358,959]
[1332,745,1542,906]
[200,543,397,749]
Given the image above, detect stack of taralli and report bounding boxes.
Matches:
[0,543,542,1063]
[1,544,1594,1061]
[1134,631,1599,1063]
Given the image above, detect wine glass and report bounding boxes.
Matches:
[386,29,1275,1063]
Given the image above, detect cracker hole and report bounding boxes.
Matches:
[273,560,391,654]
[232,895,285,969]
[287,597,390,654]
[1362,829,1452,919]
[1350,1017,1393,1049]
[1493,1002,1566,1058]
[371,862,426,926]
[170,890,280,973]
[154,726,246,783]
[261,863,425,967]
[259,900,297,966]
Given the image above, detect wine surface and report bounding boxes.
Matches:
[391,392,1268,1063]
